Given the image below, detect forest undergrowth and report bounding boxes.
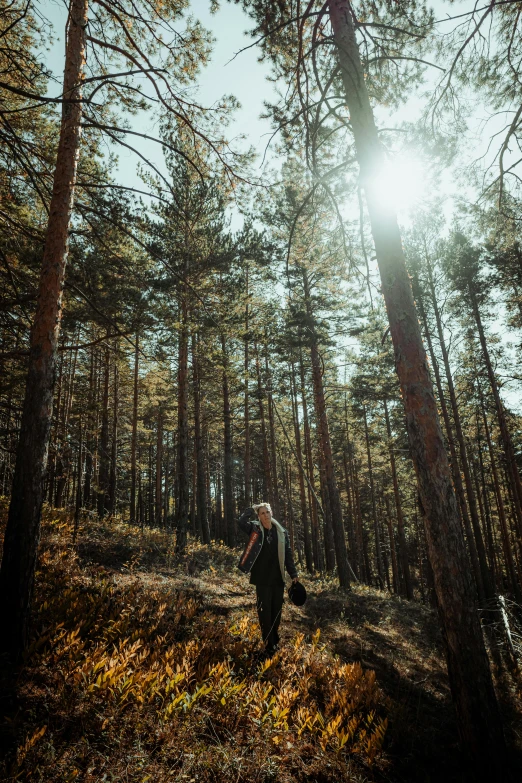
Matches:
[0,501,521,783]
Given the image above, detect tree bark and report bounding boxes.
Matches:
[424,259,491,600]
[109,363,118,516]
[222,335,235,546]
[291,361,313,572]
[415,280,485,601]
[328,0,504,762]
[383,400,413,599]
[97,347,110,518]
[244,267,251,507]
[0,0,89,657]
[175,302,189,555]
[303,270,350,587]
[363,406,385,589]
[255,341,273,504]
[130,333,139,524]
[299,349,323,571]
[193,333,210,543]
[155,409,163,527]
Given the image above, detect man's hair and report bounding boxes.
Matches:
[253,502,272,515]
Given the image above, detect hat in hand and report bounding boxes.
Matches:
[288,580,307,606]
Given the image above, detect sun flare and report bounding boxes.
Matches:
[373,155,427,214]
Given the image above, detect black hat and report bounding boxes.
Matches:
[288,580,307,606]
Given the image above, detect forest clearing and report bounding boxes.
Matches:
[2,0,522,780]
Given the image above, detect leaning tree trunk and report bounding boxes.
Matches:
[328,0,504,764]
[0,0,89,658]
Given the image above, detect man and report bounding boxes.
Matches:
[237,502,298,658]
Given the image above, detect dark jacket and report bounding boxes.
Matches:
[237,509,298,582]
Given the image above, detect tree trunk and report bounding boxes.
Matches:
[328,0,504,762]
[97,348,110,518]
[175,301,190,554]
[383,400,412,598]
[109,363,118,516]
[265,346,281,518]
[155,409,163,527]
[299,349,323,571]
[255,341,273,504]
[83,344,95,508]
[244,269,251,508]
[130,333,139,524]
[363,406,384,589]
[193,333,210,543]
[385,495,399,594]
[470,284,522,547]
[222,335,235,546]
[73,418,83,543]
[481,394,521,599]
[291,361,313,572]
[303,270,350,587]
[424,260,491,600]
[415,281,485,601]
[0,0,89,657]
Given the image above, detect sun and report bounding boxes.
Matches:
[372,154,427,215]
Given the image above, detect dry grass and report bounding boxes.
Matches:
[1,504,521,782]
[0,509,387,783]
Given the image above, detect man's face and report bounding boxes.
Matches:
[258,506,272,529]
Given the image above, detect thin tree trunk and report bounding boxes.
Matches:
[363,406,384,589]
[424,259,491,600]
[265,345,281,518]
[303,271,350,587]
[291,361,313,572]
[415,281,485,601]
[156,409,163,527]
[383,400,413,599]
[73,418,83,543]
[130,333,139,524]
[481,394,520,599]
[299,349,323,571]
[328,0,504,762]
[109,363,118,516]
[385,495,399,594]
[175,296,190,555]
[244,267,251,508]
[97,348,110,518]
[222,336,235,546]
[470,285,522,546]
[255,341,273,505]
[193,333,209,543]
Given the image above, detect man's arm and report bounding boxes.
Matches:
[238,507,256,535]
[284,530,298,580]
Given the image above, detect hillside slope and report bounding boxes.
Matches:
[0,508,520,782]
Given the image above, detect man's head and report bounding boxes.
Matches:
[253,502,272,529]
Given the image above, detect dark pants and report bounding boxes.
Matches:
[255,583,284,650]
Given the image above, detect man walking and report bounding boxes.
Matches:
[238,502,298,657]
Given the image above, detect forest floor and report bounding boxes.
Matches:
[1,504,521,783]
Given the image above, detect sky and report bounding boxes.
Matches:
[39,0,498,220]
[37,1,522,409]
[41,0,277,201]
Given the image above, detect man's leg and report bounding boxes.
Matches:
[256,584,273,647]
[268,584,284,650]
